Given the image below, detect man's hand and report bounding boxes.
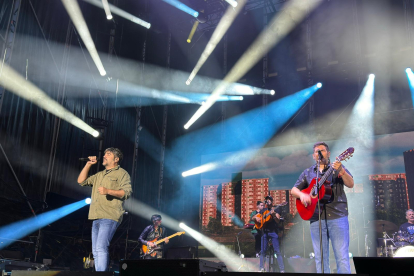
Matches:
[147,242,155,248]
[87,156,98,165]
[98,187,108,195]
[300,192,311,207]
[332,160,344,174]
[165,238,169,244]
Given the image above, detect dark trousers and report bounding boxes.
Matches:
[253,232,262,254]
[259,231,285,271]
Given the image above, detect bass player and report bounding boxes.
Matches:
[291,142,354,274]
[138,214,169,259]
[253,196,285,273]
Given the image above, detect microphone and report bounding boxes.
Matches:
[79,158,99,162]
[317,150,323,160]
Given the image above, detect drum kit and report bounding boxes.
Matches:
[372,220,414,257]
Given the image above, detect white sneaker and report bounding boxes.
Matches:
[258,268,265,273]
[256,253,260,258]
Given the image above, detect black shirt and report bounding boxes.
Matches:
[259,207,280,232]
[138,225,166,245]
[293,163,352,222]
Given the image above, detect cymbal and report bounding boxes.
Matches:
[368,220,398,233]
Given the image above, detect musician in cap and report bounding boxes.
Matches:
[254,195,285,273]
[291,142,354,274]
[139,214,169,259]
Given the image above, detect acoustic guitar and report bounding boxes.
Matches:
[296,147,354,221]
[141,231,185,257]
[253,202,288,229]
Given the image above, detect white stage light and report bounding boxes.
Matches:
[270,90,275,95]
[83,0,151,29]
[101,0,113,20]
[0,64,99,137]
[61,0,107,76]
[225,0,238,7]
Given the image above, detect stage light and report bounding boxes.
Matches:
[182,163,217,177]
[187,21,199,43]
[369,74,375,79]
[239,96,243,100]
[0,64,99,137]
[179,222,185,228]
[162,0,199,18]
[186,79,191,85]
[85,198,91,204]
[270,90,275,95]
[405,66,414,107]
[316,82,322,88]
[83,0,151,29]
[101,0,113,20]
[61,0,107,76]
[0,199,89,250]
[225,0,238,7]
[185,0,247,84]
[183,0,322,129]
[349,252,353,258]
[92,131,100,137]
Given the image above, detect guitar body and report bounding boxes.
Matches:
[254,211,272,230]
[253,202,288,229]
[296,177,333,220]
[141,238,159,257]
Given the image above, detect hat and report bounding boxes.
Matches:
[265,195,274,201]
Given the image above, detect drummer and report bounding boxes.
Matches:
[399,209,414,235]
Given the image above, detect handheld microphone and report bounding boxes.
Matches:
[79,158,100,161]
[317,150,323,160]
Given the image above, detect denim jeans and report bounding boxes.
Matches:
[310,216,350,274]
[92,219,119,271]
[259,231,285,272]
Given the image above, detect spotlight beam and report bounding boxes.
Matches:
[162,0,199,18]
[101,0,113,19]
[83,0,151,29]
[184,0,323,129]
[61,0,107,76]
[0,199,88,250]
[0,64,99,137]
[186,0,247,85]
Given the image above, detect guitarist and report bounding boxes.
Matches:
[254,196,285,273]
[138,214,169,259]
[291,142,354,274]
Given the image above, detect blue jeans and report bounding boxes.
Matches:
[92,219,119,271]
[259,231,285,272]
[310,216,350,274]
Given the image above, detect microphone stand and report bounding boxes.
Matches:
[236,231,249,271]
[315,156,324,274]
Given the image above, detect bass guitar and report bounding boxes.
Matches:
[141,231,185,257]
[253,202,288,229]
[296,147,354,221]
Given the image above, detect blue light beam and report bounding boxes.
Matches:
[405,68,414,106]
[178,84,322,177]
[162,0,199,18]
[0,199,88,249]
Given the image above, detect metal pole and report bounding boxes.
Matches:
[0,0,21,116]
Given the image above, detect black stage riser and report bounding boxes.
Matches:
[120,259,226,276]
[11,272,113,276]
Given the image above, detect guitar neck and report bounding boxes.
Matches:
[318,166,335,188]
[155,233,181,245]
